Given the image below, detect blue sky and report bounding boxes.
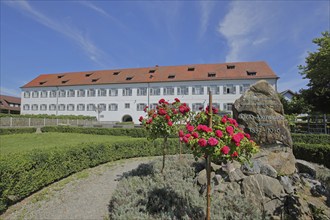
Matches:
[1,0,329,97]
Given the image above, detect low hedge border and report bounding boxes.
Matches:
[0,138,187,213]
[40,126,148,138]
[292,133,330,144]
[0,113,96,120]
[0,127,37,135]
[293,143,330,169]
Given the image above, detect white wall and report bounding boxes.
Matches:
[21,79,277,123]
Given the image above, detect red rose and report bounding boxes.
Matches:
[221,146,230,155]
[158,99,165,104]
[207,137,218,146]
[146,118,152,124]
[175,98,180,102]
[139,116,143,122]
[198,138,207,147]
[165,115,171,121]
[183,136,189,143]
[187,125,194,132]
[192,132,199,138]
[215,130,223,138]
[226,126,234,135]
[231,151,238,157]
[245,133,250,139]
[179,130,184,137]
[221,116,228,123]
[167,121,173,126]
[185,133,191,139]
[158,108,167,115]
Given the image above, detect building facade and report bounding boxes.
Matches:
[21,61,278,123]
[0,95,21,114]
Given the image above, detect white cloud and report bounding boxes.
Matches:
[79,1,109,17]
[199,1,215,38]
[0,86,21,97]
[218,1,271,62]
[5,0,109,67]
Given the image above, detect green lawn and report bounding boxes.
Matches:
[0,132,138,154]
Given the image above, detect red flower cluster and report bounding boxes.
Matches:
[205,105,219,114]
[179,103,190,115]
[197,124,212,133]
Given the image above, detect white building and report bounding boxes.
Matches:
[20,61,279,123]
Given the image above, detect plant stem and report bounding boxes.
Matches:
[161,136,167,174]
[206,91,213,220]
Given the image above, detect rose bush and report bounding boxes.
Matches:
[179,106,258,164]
[140,98,192,172]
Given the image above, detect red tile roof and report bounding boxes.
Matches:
[0,95,21,111]
[21,61,278,88]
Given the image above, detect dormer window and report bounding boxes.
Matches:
[57,75,64,79]
[85,73,93,77]
[149,69,156,73]
[168,74,175,79]
[62,80,69,84]
[39,81,47,85]
[208,72,216,77]
[227,65,235,69]
[92,78,99,82]
[113,71,120,75]
[188,67,195,71]
[126,76,133,81]
[247,71,257,76]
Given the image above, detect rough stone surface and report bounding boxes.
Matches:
[280,176,294,194]
[260,163,278,178]
[233,80,292,148]
[241,161,261,176]
[296,159,317,178]
[197,169,215,186]
[228,168,246,182]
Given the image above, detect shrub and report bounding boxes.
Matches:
[109,156,263,219]
[292,133,330,144]
[293,143,330,168]
[0,138,189,213]
[40,126,148,137]
[0,127,36,135]
[0,113,96,120]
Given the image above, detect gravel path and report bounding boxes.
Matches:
[1,157,159,220]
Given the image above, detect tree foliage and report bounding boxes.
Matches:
[278,94,311,115]
[299,31,330,113]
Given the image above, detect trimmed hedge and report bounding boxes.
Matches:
[0,127,36,135]
[293,143,330,168]
[0,113,96,120]
[0,138,187,213]
[292,133,330,144]
[40,126,148,138]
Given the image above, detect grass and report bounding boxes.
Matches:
[0,132,139,155]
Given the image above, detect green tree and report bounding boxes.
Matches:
[278,94,311,115]
[299,31,330,113]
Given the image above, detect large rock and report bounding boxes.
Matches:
[296,159,317,178]
[233,80,292,148]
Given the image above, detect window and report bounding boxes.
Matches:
[224,84,236,94]
[67,90,75,97]
[126,76,133,81]
[227,65,235,69]
[208,72,216,77]
[32,91,39,98]
[41,91,48,98]
[163,87,174,95]
[87,89,96,97]
[123,88,132,96]
[150,87,160,96]
[23,104,30,110]
[50,90,57,98]
[85,72,93,77]
[168,74,175,79]
[109,89,118,96]
[137,103,147,111]
[149,69,156,73]
[24,91,30,98]
[125,103,130,109]
[224,103,233,111]
[113,71,120,75]
[98,88,107,97]
[77,89,85,97]
[192,86,204,95]
[59,90,66,97]
[247,71,256,76]
[87,104,95,111]
[49,104,56,111]
[77,104,85,111]
[40,104,47,111]
[192,103,204,111]
[57,75,64,79]
[39,81,47,85]
[67,104,75,111]
[207,86,220,95]
[62,80,69,84]
[177,86,189,95]
[150,103,158,110]
[137,88,147,96]
[188,67,195,71]
[240,84,250,94]
[31,104,38,111]
[97,103,106,111]
[58,104,66,111]
[92,78,99,83]
[109,103,118,111]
